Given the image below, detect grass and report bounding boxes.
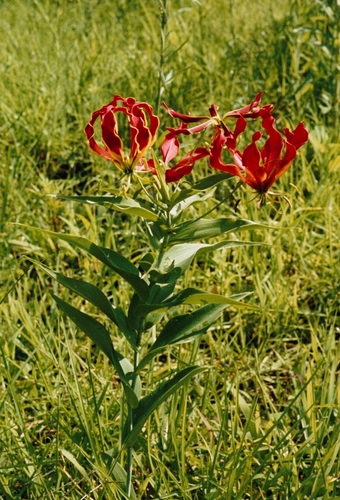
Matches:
[0,0,340,498]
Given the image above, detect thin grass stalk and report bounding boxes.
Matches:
[333,0,340,130]
[156,0,168,115]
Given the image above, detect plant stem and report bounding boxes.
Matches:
[156,0,168,115]
[125,413,133,497]
[125,347,140,496]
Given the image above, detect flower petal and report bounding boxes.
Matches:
[167,120,214,135]
[209,129,241,177]
[264,140,297,190]
[161,133,180,164]
[224,116,247,153]
[209,103,219,117]
[129,101,160,161]
[242,134,264,181]
[162,101,209,123]
[101,106,125,162]
[166,122,191,136]
[225,92,274,119]
[165,147,209,182]
[85,108,122,163]
[284,122,309,150]
[260,112,284,170]
[165,164,194,182]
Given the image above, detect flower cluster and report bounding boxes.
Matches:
[85,93,308,201]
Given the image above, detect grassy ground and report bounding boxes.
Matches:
[0,0,339,498]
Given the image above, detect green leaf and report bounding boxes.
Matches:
[134,289,257,319]
[101,453,137,499]
[143,282,177,329]
[123,366,205,447]
[158,240,263,276]
[144,221,167,250]
[182,291,257,308]
[51,293,139,409]
[169,173,231,208]
[151,303,227,351]
[192,172,232,190]
[28,259,137,349]
[170,190,214,218]
[138,252,156,272]
[25,227,149,299]
[168,218,264,244]
[134,345,166,374]
[58,195,159,222]
[142,288,201,315]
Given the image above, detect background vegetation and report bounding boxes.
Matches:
[0,0,339,498]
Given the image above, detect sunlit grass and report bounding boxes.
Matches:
[0,0,339,498]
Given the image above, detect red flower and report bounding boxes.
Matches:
[162,101,220,135]
[223,91,273,119]
[145,130,209,183]
[210,112,309,195]
[162,92,274,136]
[161,94,270,183]
[163,133,209,182]
[85,96,159,174]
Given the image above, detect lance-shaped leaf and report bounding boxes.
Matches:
[58,195,159,222]
[134,288,256,320]
[29,259,137,349]
[127,287,173,332]
[134,345,167,374]
[135,300,228,374]
[123,366,205,448]
[158,240,263,277]
[147,279,178,302]
[192,172,233,191]
[170,190,214,219]
[182,291,255,306]
[151,303,227,351]
[168,218,264,244]
[52,293,140,408]
[25,227,149,300]
[169,172,232,208]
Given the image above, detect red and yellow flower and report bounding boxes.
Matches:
[85,95,159,174]
[145,129,209,183]
[162,92,273,136]
[209,112,308,195]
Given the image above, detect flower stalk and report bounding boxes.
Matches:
[156,0,168,115]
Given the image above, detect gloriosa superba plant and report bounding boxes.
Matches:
[26,93,308,497]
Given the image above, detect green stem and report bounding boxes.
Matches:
[125,344,140,496]
[334,0,340,130]
[125,409,133,497]
[156,0,167,115]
